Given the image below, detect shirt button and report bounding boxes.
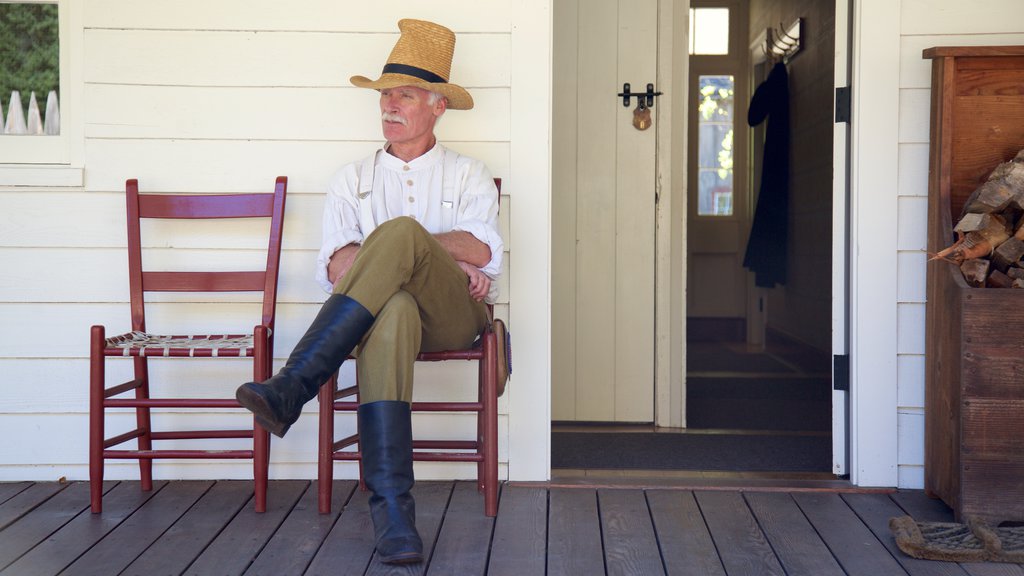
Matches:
[406,179,414,186]
[408,196,415,203]
[403,165,410,171]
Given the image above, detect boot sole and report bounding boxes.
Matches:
[235,385,291,438]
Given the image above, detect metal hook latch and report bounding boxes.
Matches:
[617,83,663,108]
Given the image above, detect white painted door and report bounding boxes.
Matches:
[552,0,658,422]
[831,0,851,477]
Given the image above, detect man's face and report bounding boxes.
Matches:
[379,85,445,147]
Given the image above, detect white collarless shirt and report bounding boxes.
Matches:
[316,143,503,303]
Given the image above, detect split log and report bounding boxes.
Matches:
[1007,267,1024,282]
[960,149,1024,216]
[992,237,1024,272]
[933,214,1010,264]
[961,258,991,287]
[987,269,1013,288]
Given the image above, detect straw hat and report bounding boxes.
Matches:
[351,19,474,110]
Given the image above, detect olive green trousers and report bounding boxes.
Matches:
[333,217,488,403]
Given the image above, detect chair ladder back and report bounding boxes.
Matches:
[124,177,288,334]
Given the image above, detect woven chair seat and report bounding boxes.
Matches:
[104,331,260,357]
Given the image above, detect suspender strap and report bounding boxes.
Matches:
[441,149,458,231]
[358,150,378,236]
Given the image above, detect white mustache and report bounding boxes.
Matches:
[381,112,408,125]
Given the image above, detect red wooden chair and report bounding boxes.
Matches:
[89,177,287,514]
[316,179,509,517]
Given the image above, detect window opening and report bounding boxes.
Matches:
[697,74,734,216]
[0,2,59,135]
[689,8,729,55]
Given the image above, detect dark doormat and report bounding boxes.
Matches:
[687,349,794,373]
[551,431,831,472]
[686,376,831,431]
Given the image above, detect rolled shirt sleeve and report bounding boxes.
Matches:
[452,159,504,279]
[315,166,364,293]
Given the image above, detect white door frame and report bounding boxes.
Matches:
[847,0,900,487]
[654,0,689,428]
[832,0,851,477]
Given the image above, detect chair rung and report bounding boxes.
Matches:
[105,398,240,409]
[333,433,360,452]
[331,401,483,412]
[412,452,483,463]
[329,451,483,463]
[104,379,144,399]
[103,449,254,459]
[104,429,146,449]
[151,430,253,440]
[413,440,478,450]
[416,350,484,361]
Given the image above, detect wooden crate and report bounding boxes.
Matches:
[924,46,1024,525]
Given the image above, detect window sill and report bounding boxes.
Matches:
[0,164,83,187]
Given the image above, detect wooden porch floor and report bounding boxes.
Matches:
[1,479,1021,575]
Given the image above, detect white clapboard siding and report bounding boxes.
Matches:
[3,3,517,482]
[0,189,509,259]
[84,0,512,33]
[85,30,510,88]
[83,139,512,193]
[85,85,510,141]
[893,0,1024,488]
[0,411,509,477]
[1,245,510,308]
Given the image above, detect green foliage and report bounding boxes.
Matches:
[0,4,59,104]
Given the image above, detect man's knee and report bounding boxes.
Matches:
[369,216,427,242]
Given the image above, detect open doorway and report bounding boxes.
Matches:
[684,0,836,475]
[551,0,841,479]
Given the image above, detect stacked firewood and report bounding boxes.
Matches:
[934,148,1024,287]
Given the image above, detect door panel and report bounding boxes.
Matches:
[553,0,657,422]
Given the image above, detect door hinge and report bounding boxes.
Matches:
[835,87,851,123]
[833,354,849,391]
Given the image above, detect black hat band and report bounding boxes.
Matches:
[381,63,447,84]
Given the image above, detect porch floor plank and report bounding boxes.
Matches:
[547,488,605,576]
[305,486,375,576]
[647,490,727,576]
[485,485,547,576]
[746,491,847,576]
[0,482,32,507]
[121,479,254,576]
[2,480,165,576]
[842,492,970,576]
[183,479,308,576]
[792,491,910,576]
[696,490,787,576]
[426,481,496,575]
[244,480,356,576]
[599,488,664,576]
[1,480,1021,575]
[0,481,68,532]
[62,480,214,576]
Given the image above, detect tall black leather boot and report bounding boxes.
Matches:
[359,400,423,564]
[236,294,373,437]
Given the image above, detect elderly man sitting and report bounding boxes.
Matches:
[235,19,502,565]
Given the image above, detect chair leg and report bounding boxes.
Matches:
[133,357,153,492]
[253,331,271,513]
[254,426,269,513]
[89,326,105,514]
[483,331,499,518]
[318,373,337,514]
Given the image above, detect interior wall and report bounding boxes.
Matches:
[748,0,835,352]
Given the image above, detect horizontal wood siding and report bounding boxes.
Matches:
[896,0,1024,488]
[0,0,513,481]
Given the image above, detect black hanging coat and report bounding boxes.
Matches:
[743,62,789,288]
